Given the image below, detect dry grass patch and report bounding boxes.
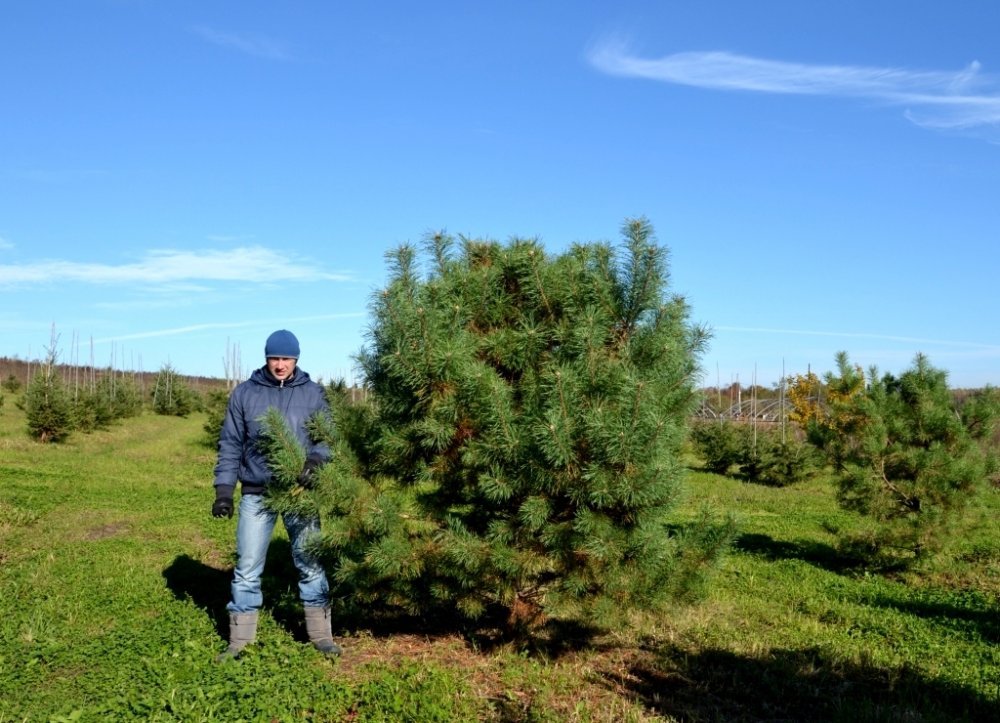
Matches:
[332,630,666,721]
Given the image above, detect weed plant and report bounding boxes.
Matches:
[0,406,997,721]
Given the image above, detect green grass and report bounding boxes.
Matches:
[1,406,998,721]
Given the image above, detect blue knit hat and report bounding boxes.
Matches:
[265,330,300,359]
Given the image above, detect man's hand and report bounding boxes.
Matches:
[212,485,236,518]
[297,454,324,490]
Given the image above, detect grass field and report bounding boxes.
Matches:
[1,405,998,721]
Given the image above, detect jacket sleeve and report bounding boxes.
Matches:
[305,385,333,464]
[213,388,245,488]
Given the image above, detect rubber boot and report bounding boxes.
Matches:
[303,606,342,657]
[216,611,258,661]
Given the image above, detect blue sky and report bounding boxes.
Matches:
[2,1,998,389]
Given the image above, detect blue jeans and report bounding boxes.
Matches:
[227,493,330,613]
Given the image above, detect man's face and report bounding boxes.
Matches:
[267,356,297,381]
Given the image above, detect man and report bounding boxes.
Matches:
[211,329,341,659]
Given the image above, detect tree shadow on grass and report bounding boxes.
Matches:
[863,589,1000,646]
[734,532,850,573]
[601,642,999,722]
[289,571,608,659]
[733,534,999,645]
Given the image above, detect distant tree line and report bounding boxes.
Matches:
[4,343,230,443]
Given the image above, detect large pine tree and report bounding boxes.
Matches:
[269,219,733,630]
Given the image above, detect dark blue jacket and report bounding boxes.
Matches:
[213,366,331,492]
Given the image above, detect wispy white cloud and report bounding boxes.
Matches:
[94,314,366,344]
[193,26,291,61]
[587,41,1000,133]
[93,293,204,311]
[715,325,1000,350]
[0,246,353,287]
[0,236,13,251]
